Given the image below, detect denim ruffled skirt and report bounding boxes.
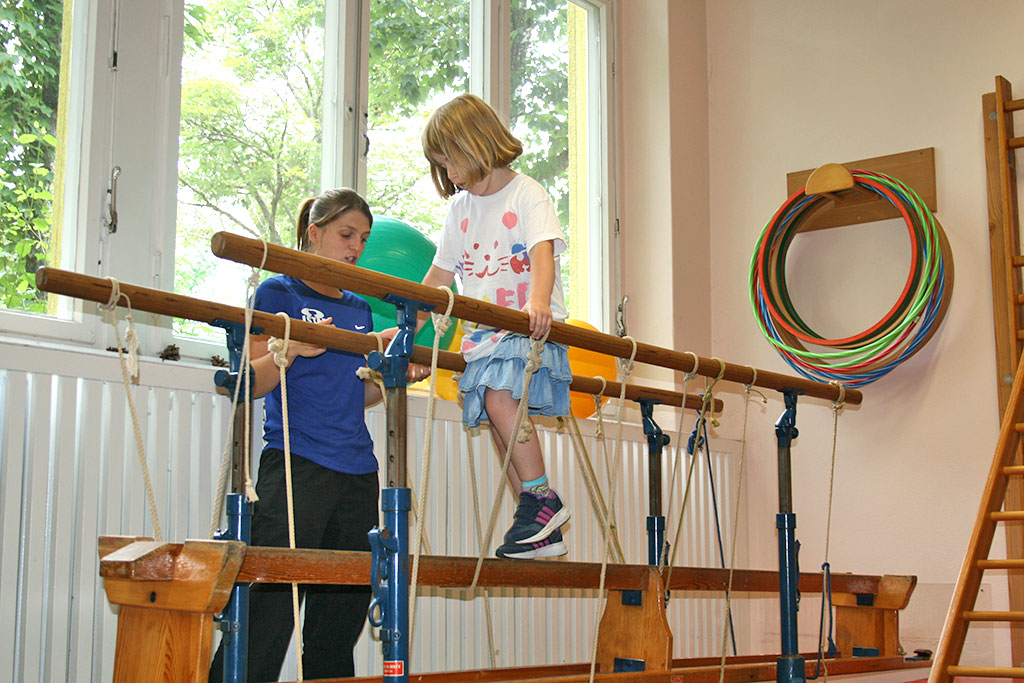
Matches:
[458,334,572,429]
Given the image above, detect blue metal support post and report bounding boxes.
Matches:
[638,398,670,567]
[776,388,805,683]
[210,318,260,683]
[215,493,252,683]
[367,294,433,683]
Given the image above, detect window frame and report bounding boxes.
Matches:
[0,0,620,358]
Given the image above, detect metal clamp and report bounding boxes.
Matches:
[367,526,397,633]
[366,294,434,388]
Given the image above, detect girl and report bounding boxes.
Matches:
[420,93,572,559]
[209,188,427,681]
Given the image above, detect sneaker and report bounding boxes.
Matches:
[501,490,571,546]
[496,528,567,559]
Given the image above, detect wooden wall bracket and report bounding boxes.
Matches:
[786,147,937,232]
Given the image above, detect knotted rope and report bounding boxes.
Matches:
[470,332,550,590]
[100,278,162,542]
[588,336,638,682]
[267,311,304,680]
[409,286,455,646]
[718,367,766,682]
[210,248,266,535]
[663,357,726,591]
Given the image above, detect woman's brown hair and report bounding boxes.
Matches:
[296,188,373,252]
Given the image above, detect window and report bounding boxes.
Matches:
[365,0,469,238]
[174,0,327,339]
[0,0,82,322]
[0,1,615,353]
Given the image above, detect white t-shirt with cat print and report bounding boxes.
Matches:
[432,172,567,363]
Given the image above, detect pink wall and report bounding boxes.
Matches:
[617,0,1024,667]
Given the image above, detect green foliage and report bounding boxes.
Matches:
[177,0,323,256]
[175,0,576,325]
[0,0,63,312]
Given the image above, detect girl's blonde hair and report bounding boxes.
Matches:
[296,188,373,252]
[422,93,523,198]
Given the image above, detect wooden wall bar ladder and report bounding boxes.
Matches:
[984,74,1024,667]
[930,352,1024,682]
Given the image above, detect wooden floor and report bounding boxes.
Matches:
[337,654,930,683]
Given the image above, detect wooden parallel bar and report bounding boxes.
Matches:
[963,610,1024,621]
[1011,136,1024,150]
[34,267,720,413]
[979,559,1024,569]
[990,510,1024,521]
[1007,98,1024,112]
[210,232,860,405]
[1006,465,1024,475]
[947,666,1024,678]
[342,656,927,683]
[1014,256,1024,268]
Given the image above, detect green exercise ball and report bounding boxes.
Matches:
[357,216,457,349]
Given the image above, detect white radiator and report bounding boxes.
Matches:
[0,341,744,680]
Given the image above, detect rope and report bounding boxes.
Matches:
[663,357,725,592]
[660,351,700,568]
[810,381,846,681]
[718,367,766,682]
[464,428,499,667]
[409,287,455,646]
[100,278,162,542]
[469,332,550,590]
[356,332,388,409]
[267,311,304,680]
[567,410,625,564]
[210,246,267,535]
[588,336,637,683]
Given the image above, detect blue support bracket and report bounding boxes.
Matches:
[213,493,252,683]
[368,488,411,683]
[365,294,426,682]
[637,398,670,568]
[775,388,806,683]
[211,318,264,395]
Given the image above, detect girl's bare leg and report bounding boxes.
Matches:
[484,388,545,486]
[486,422,523,494]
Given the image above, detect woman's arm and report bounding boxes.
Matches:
[522,239,555,338]
[247,319,332,398]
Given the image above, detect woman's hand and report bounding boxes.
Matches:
[371,326,432,382]
[283,317,333,363]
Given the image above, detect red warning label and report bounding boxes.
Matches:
[383,660,405,676]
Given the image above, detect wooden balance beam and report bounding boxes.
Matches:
[98,536,920,682]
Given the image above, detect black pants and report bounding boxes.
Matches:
[209,449,379,682]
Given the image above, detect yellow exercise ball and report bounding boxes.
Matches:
[434,322,464,402]
[564,318,618,419]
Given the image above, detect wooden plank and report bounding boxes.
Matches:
[834,605,900,657]
[595,568,672,672]
[111,606,213,683]
[785,148,936,231]
[831,574,916,610]
[100,539,244,613]
[235,546,887,595]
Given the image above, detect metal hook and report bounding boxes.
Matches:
[104,166,121,234]
[616,295,629,337]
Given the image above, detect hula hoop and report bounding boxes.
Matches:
[748,170,953,388]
